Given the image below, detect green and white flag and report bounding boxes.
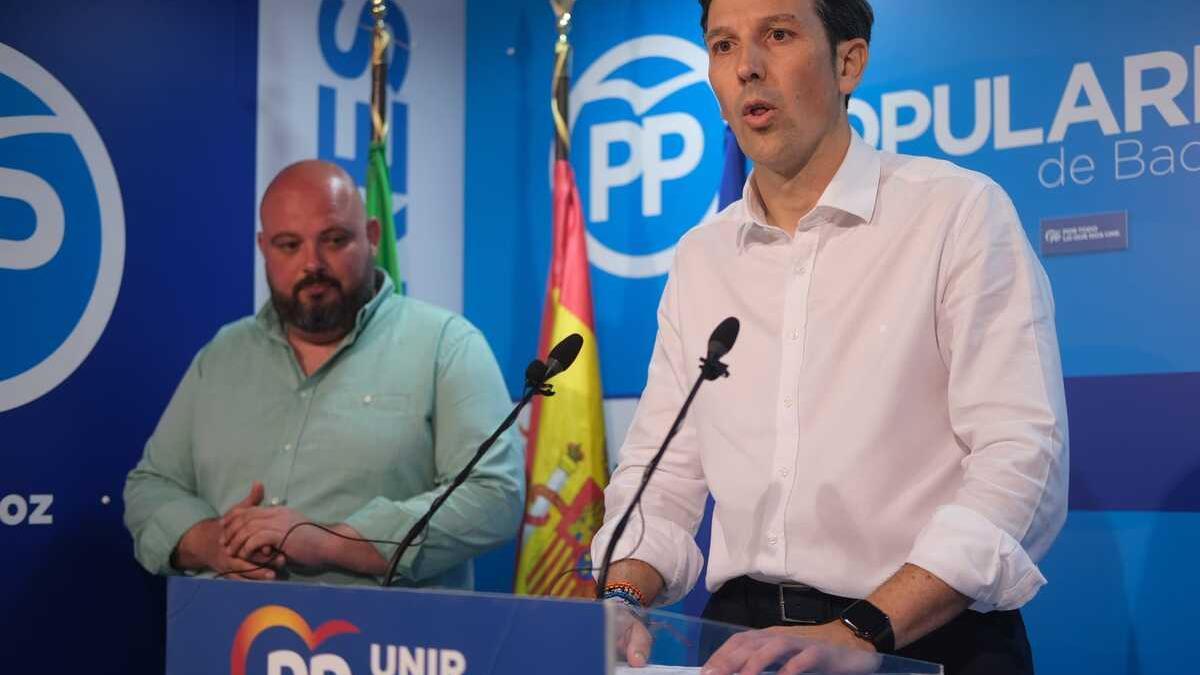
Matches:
[367,140,402,294]
[367,1,403,295]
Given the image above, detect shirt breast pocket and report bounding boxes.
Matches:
[315,391,430,480]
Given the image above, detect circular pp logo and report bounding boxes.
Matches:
[570,35,722,279]
[0,43,125,411]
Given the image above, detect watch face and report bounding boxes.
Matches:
[842,600,892,648]
[843,603,882,636]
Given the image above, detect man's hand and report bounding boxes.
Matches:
[221,503,326,568]
[172,482,282,579]
[609,601,653,667]
[702,622,882,675]
[600,559,664,668]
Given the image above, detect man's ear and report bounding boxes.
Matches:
[366,218,381,248]
[837,38,869,98]
[256,230,266,256]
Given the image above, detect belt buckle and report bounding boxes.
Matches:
[778,582,822,625]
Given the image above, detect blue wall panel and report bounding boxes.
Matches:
[0,2,257,672]
[1026,511,1200,675]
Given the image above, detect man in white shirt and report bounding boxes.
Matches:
[591,1,1068,674]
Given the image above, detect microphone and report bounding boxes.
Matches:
[707,316,739,360]
[544,333,583,381]
[525,359,548,387]
[381,333,585,587]
[594,317,739,598]
[701,317,739,380]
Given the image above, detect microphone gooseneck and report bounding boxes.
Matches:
[380,333,585,587]
[594,317,739,598]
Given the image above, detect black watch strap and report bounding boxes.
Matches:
[840,600,895,652]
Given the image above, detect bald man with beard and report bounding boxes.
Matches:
[124,161,524,589]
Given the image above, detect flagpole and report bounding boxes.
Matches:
[550,0,575,161]
[370,0,390,144]
[515,0,609,599]
[366,0,405,294]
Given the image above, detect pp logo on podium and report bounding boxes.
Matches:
[0,43,125,412]
[570,35,724,279]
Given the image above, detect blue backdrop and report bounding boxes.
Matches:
[0,2,257,672]
[1,1,1196,674]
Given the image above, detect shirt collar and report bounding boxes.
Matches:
[255,269,396,346]
[737,130,881,250]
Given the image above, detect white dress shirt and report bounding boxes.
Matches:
[591,132,1069,612]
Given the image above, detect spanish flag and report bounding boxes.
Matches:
[514,3,608,598]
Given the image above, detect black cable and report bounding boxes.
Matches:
[594,351,729,598]
[213,521,405,579]
[548,497,649,586]
[214,382,546,582]
[214,469,652,589]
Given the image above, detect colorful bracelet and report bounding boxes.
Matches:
[602,588,642,611]
[603,582,647,607]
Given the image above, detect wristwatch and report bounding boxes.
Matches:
[839,600,895,652]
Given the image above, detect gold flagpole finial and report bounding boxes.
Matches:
[550,0,576,36]
[550,0,577,155]
[369,0,391,143]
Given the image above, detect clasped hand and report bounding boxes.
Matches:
[218,481,326,571]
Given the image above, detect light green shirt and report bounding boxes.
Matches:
[123,274,524,588]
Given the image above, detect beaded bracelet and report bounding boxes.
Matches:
[602,588,642,611]
[603,582,647,607]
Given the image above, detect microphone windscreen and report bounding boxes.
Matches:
[707,317,740,359]
[545,333,584,378]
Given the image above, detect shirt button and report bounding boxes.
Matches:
[300,390,310,399]
[283,443,293,452]
[790,329,800,341]
[767,534,778,545]
[783,397,793,408]
[363,394,374,405]
[794,263,806,274]
[779,467,790,477]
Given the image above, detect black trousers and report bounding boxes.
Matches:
[699,576,1035,675]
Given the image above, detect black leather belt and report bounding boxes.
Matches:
[739,577,861,625]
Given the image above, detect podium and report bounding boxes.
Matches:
[166,577,942,674]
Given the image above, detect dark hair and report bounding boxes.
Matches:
[698,0,874,106]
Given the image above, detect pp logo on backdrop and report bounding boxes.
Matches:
[0,43,124,413]
[571,35,723,279]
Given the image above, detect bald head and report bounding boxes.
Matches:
[260,160,366,233]
[257,160,381,343]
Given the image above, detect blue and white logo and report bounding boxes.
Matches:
[0,43,124,412]
[570,35,724,279]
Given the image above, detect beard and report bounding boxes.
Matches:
[270,265,376,338]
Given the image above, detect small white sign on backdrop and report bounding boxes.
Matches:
[255,0,465,312]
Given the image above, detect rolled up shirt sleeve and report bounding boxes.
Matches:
[345,318,525,584]
[591,261,708,606]
[909,183,1070,611]
[123,352,219,576]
